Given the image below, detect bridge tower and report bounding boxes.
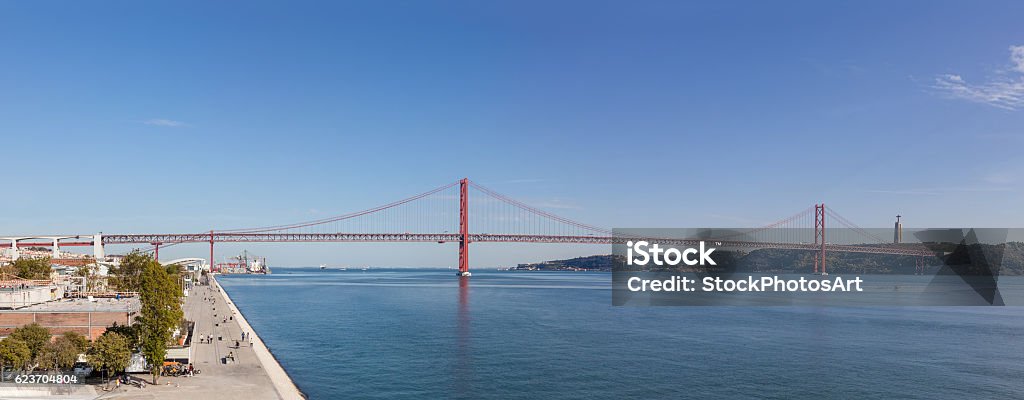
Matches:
[814,204,826,274]
[458,178,471,277]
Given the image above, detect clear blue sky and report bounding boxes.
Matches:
[2,1,1022,267]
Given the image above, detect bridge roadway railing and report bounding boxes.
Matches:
[101,233,936,257]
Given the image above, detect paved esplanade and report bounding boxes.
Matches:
[99,278,302,399]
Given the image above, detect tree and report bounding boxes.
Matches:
[39,332,87,371]
[108,250,150,291]
[90,332,130,387]
[137,260,183,384]
[3,257,52,280]
[104,323,141,350]
[164,263,182,278]
[73,262,105,292]
[61,331,89,353]
[0,338,30,380]
[9,323,50,368]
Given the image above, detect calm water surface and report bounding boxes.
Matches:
[218,269,1024,399]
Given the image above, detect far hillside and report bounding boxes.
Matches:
[517,242,1024,275]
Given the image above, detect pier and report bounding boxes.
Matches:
[101,276,303,399]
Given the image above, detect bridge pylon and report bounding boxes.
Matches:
[457,178,471,277]
[814,204,826,274]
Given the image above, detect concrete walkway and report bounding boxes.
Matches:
[96,278,303,399]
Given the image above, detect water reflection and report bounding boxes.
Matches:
[455,276,472,398]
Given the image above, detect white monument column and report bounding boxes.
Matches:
[52,238,60,259]
[93,234,105,260]
[10,238,19,261]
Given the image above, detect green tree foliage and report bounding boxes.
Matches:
[62,331,89,352]
[104,323,141,350]
[0,338,31,378]
[138,260,183,384]
[2,257,52,280]
[73,263,105,292]
[108,250,151,291]
[164,263,182,278]
[9,323,51,366]
[90,332,131,384]
[39,332,88,371]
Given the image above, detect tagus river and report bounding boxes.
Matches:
[218,269,1024,399]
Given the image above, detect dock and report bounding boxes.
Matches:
[100,276,303,399]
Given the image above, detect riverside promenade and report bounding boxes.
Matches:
[98,276,303,399]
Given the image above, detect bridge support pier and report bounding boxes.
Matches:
[93,234,105,260]
[52,238,60,259]
[9,239,18,261]
[209,231,215,273]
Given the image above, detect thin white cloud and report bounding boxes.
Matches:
[931,45,1024,110]
[932,74,1024,110]
[1012,45,1024,73]
[143,118,189,127]
[933,45,1024,110]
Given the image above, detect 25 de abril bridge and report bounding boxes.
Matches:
[0,178,934,276]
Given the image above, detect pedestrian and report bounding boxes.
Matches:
[249,335,253,347]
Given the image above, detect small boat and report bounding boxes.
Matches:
[457,271,472,277]
[320,264,327,270]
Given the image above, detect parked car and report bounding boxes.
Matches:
[72,362,93,376]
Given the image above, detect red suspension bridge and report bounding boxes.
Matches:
[2,178,934,275]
